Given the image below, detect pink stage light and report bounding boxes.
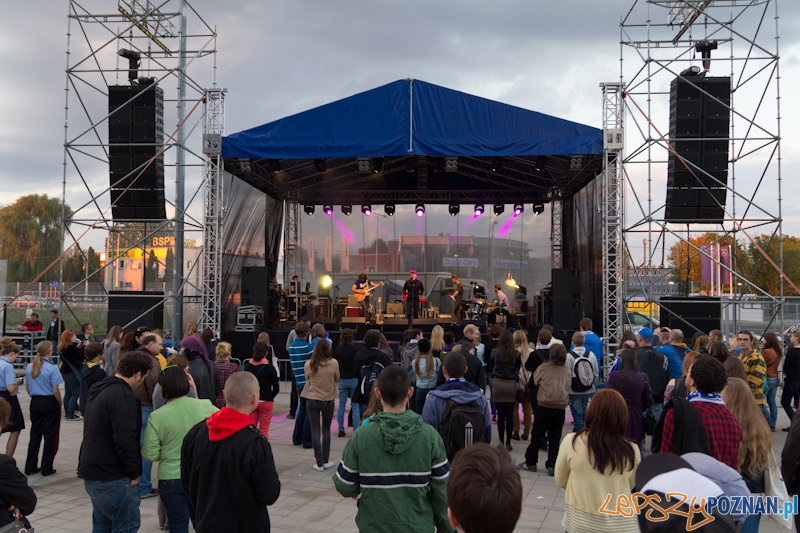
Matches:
[324,205,333,216]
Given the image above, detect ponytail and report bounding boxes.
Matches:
[31,341,51,379]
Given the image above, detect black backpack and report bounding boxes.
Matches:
[570,351,594,393]
[439,399,486,461]
[356,360,385,402]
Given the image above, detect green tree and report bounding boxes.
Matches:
[0,194,72,282]
[738,234,800,296]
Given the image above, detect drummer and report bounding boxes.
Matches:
[489,283,510,324]
[450,275,464,324]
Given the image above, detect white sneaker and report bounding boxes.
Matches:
[312,464,324,472]
[323,462,335,469]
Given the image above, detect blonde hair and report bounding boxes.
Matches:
[723,377,773,477]
[105,325,123,347]
[257,332,271,347]
[513,330,532,358]
[311,323,326,339]
[683,351,700,375]
[216,342,232,360]
[31,341,52,379]
[728,337,738,351]
[414,346,435,380]
[0,337,13,349]
[183,321,198,339]
[430,325,445,353]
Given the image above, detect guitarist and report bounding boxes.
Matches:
[403,270,425,327]
[353,274,380,323]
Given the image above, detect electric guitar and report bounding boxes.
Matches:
[353,281,385,302]
[375,297,383,324]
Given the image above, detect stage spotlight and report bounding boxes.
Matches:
[385,204,395,216]
[493,204,504,216]
[313,158,327,172]
[362,205,372,216]
[474,203,484,217]
[513,203,524,217]
[357,158,371,173]
[405,156,416,173]
[533,203,545,216]
[680,65,703,77]
[415,203,425,217]
[371,157,385,174]
[569,157,583,170]
[342,205,352,216]
[445,157,458,172]
[320,274,333,289]
[448,203,460,217]
[431,157,445,173]
[304,205,315,216]
[268,160,282,173]
[118,48,141,82]
[324,205,333,216]
[491,157,503,172]
[535,156,547,172]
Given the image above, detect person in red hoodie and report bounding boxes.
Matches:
[181,371,280,533]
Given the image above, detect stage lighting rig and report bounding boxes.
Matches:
[313,158,327,172]
[303,205,315,216]
[362,205,372,216]
[268,160,281,173]
[415,203,425,217]
[493,204,504,216]
[491,157,503,172]
[405,156,416,173]
[474,203,484,217]
[357,158,371,173]
[118,48,141,83]
[533,203,545,216]
[342,205,352,216]
[371,157,385,174]
[445,157,458,172]
[385,204,395,216]
[324,205,333,216]
[448,203,460,216]
[535,156,547,172]
[513,204,524,217]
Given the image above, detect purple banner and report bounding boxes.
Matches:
[700,244,731,285]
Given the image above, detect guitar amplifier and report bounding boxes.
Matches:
[387,302,405,315]
[346,307,363,318]
[347,294,358,307]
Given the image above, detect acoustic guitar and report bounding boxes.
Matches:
[353,281,385,302]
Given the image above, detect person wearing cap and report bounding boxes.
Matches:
[403,270,424,327]
[635,327,670,422]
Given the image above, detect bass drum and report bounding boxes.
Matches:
[468,302,488,320]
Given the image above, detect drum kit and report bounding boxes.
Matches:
[464,297,489,320]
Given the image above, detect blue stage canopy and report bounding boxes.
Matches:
[222,79,603,159]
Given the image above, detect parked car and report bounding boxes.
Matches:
[624,311,660,332]
[784,324,800,346]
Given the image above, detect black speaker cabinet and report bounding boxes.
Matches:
[659,296,721,335]
[107,291,164,331]
[551,269,583,330]
[241,267,268,309]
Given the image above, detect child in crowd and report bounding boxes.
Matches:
[79,342,106,415]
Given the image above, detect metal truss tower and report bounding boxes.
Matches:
[284,201,300,282]
[59,0,217,336]
[201,88,226,335]
[619,0,784,337]
[601,83,626,368]
[550,192,563,269]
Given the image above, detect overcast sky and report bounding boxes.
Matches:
[0,0,797,260]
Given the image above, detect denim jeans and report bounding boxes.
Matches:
[782,380,800,422]
[764,377,780,428]
[307,399,335,466]
[649,402,663,424]
[337,378,360,431]
[292,385,312,447]
[569,393,593,432]
[139,405,154,496]
[487,372,497,416]
[84,478,141,533]
[415,388,434,415]
[740,513,760,533]
[63,371,80,418]
[159,479,192,533]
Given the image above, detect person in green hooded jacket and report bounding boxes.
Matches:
[333,364,450,533]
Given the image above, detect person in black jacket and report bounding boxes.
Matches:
[0,398,36,530]
[181,371,281,533]
[352,330,394,413]
[333,328,361,436]
[781,410,800,531]
[79,342,107,416]
[635,328,670,422]
[436,324,486,390]
[781,330,800,430]
[403,270,424,326]
[78,350,153,533]
[243,342,280,440]
[59,329,86,420]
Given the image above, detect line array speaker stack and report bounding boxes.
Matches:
[551,268,582,331]
[108,84,166,220]
[666,75,731,223]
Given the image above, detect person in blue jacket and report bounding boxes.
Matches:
[656,328,687,379]
[578,318,604,369]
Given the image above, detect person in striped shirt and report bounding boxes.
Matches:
[333,365,450,533]
[737,330,767,406]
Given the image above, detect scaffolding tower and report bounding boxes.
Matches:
[60,0,217,337]
[619,0,784,337]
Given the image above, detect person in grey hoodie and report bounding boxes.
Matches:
[421,351,492,445]
[566,331,600,433]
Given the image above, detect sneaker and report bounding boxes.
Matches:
[521,434,529,441]
[66,415,83,421]
[287,413,295,420]
[312,464,324,472]
[547,467,555,476]
[491,415,497,423]
[41,469,57,477]
[323,462,335,469]
[141,489,158,499]
[24,467,40,476]
[519,462,537,472]
[784,427,791,432]
[337,430,346,437]
[511,432,520,441]
[506,443,513,452]
[540,443,548,451]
